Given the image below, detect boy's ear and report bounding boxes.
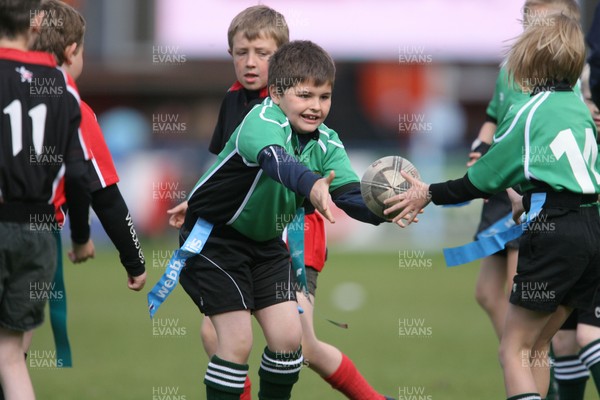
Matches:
[228,48,232,57]
[269,85,280,103]
[63,42,78,65]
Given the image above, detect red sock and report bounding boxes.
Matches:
[324,353,384,400]
[239,376,252,400]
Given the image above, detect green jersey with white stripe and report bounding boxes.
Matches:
[187,97,358,241]
[469,88,600,194]
[486,66,582,125]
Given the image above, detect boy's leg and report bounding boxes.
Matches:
[475,254,510,340]
[499,304,571,398]
[201,315,252,400]
[255,301,303,400]
[297,292,387,399]
[206,310,253,400]
[201,316,218,357]
[0,327,35,400]
[552,317,588,400]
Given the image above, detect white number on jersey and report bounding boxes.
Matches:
[550,128,600,193]
[3,100,47,156]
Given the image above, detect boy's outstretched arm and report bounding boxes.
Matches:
[330,184,385,225]
[257,145,334,222]
[91,184,146,291]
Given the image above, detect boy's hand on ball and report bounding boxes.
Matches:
[310,170,335,224]
[383,171,431,227]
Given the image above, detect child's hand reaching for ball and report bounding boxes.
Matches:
[310,171,335,224]
[384,171,431,227]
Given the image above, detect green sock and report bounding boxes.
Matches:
[580,339,600,396]
[554,355,589,400]
[258,346,303,400]
[204,355,248,400]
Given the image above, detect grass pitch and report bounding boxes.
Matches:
[28,240,598,399]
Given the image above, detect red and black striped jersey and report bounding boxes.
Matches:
[0,48,84,205]
[208,81,268,155]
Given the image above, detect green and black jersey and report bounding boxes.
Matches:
[486,66,582,125]
[471,86,600,195]
[187,97,359,242]
[431,85,600,204]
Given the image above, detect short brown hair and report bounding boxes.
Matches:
[523,0,580,24]
[227,5,288,50]
[0,0,42,39]
[30,0,85,65]
[268,40,335,95]
[507,13,585,91]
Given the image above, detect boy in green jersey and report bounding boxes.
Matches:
[178,40,383,400]
[386,13,599,400]
[467,0,581,344]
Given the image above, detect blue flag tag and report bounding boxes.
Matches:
[476,212,515,239]
[147,218,213,318]
[443,193,546,267]
[288,208,308,296]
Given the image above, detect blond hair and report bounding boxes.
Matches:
[227,5,289,50]
[30,0,85,65]
[523,0,580,24]
[507,13,585,91]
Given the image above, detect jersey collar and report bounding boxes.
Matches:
[229,81,269,98]
[530,79,572,96]
[0,48,56,67]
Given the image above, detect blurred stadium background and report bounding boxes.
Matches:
[29,0,600,399]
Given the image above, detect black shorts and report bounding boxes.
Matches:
[179,224,297,316]
[509,199,600,313]
[475,191,520,256]
[560,288,600,329]
[0,223,57,332]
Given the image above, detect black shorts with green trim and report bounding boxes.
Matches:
[509,195,600,313]
[179,224,297,316]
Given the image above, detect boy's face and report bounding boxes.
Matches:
[70,44,84,81]
[271,81,332,134]
[229,32,278,91]
[583,84,600,130]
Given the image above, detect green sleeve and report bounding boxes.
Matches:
[236,102,289,163]
[485,69,505,121]
[321,131,360,192]
[467,107,526,193]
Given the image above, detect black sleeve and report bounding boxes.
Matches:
[91,184,146,276]
[331,183,385,225]
[257,145,320,198]
[588,4,600,108]
[429,174,491,205]
[208,97,228,155]
[65,159,92,243]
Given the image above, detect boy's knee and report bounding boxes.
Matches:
[576,325,600,348]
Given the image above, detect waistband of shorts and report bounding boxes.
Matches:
[523,191,598,211]
[0,203,55,223]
